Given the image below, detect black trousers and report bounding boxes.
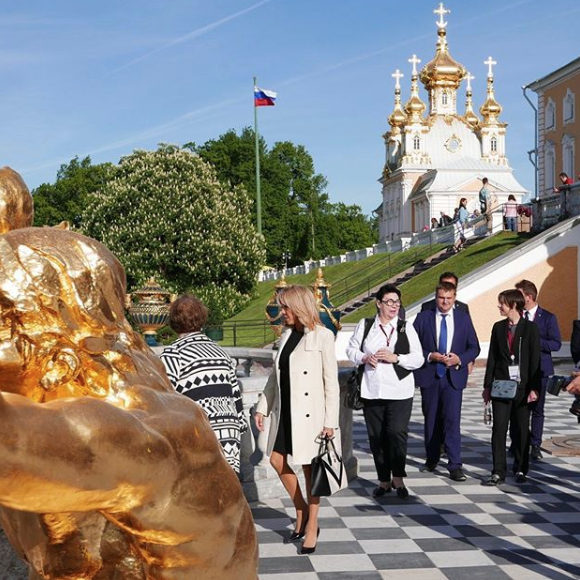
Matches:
[363,397,413,482]
[492,388,531,478]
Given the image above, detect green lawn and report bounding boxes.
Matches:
[222,242,446,346]
[342,231,532,323]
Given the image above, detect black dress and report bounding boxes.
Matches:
[273,329,304,455]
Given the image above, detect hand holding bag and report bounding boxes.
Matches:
[310,436,348,497]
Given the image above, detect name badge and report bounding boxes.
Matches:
[508,365,520,381]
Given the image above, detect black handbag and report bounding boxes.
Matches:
[310,436,348,497]
[345,318,374,410]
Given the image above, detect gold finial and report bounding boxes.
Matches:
[389,69,407,127]
[463,72,480,127]
[419,14,466,92]
[480,57,503,126]
[405,55,426,122]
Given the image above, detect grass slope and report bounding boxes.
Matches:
[222,243,446,346]
[343,231,531,323]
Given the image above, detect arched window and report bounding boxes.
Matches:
[564,89,575,124]
[546,98,556,131]
[545,140,556,191]
[413,135,421,150]
[562,134,575,177]
[490,136,498,152]
[441,91,448,106]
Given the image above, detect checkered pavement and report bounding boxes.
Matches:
[252,364,580,579]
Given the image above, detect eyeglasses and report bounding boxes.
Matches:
[379,299,401,307]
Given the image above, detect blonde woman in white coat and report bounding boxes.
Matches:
[255,285,339,555]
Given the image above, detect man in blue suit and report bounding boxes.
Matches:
[414,282,480,481]
[514,280,561,459]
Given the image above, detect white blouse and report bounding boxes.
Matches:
[346,316,424,400]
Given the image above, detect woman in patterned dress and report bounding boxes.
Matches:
[161,294,247,474]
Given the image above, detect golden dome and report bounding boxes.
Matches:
[389,101,407,127]
[420,28,466,90]
[388,70,407,127]
[480,77,503,125]
[405,76,426,120]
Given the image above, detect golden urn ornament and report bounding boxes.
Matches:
[311,268,342,335]
[126,278,175,346]
[265,274,289,337]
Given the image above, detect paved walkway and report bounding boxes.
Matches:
[1,366,580,579]
[252,364,580,580]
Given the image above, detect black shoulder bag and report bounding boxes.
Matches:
[345,317,374,410]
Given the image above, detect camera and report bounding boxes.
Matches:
[546,374,572,395]
[546,374,580,417]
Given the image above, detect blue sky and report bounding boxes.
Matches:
[2,0,579,215]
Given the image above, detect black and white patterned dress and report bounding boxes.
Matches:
[160,332,247,473]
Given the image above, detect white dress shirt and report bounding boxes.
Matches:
[525,304,538,322]
[346,316,425,400]
[435,309,454,353]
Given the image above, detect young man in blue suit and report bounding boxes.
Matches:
[514,280,561,459]
[414,282,480,481]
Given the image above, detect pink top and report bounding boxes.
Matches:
[504,201,517,218]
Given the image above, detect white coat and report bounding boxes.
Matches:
[255,324,339,465]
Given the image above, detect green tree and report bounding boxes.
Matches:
[32,156,113,227]
[81,144,265,320]
[189,128,378,266]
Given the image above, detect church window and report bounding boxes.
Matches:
[564,89,575,124]
[490,136,498,153]
[545,98,556,131]
[413,135,421,150]
[441,91,448,106]
[544,140,556,191]
[562,134,575,177]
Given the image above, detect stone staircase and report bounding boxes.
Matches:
[340,237,481,316]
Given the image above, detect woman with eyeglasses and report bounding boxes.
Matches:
[254,285,339,555]
[346,284,424,499]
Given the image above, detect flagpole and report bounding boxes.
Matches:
[253,75,262,235]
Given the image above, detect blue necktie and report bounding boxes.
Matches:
[436,314,447,378]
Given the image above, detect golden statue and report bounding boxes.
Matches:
[0,169,258,579]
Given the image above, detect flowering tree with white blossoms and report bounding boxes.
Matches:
[81,144,265,321]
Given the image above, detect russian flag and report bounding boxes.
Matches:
[254,86,277,107]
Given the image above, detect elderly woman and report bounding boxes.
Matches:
[255,285,339,555]
[346,284,424,499]
[483,289,540,485]
[160,294,247,474]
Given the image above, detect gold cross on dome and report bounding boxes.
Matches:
[484,56,497,78]
[465,72,475,91]
[408,54,421,76]
[434,3,450,28]
[392,69,404,89]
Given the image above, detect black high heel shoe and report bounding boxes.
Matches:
[284,516,309,544]
[300,528,320,555]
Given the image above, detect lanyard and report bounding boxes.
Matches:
[379,324,395,347]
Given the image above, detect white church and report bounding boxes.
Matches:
[377,3,527,241]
